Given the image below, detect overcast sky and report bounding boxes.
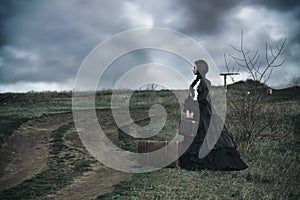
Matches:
[0,0,299,92]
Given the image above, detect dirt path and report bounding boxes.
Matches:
[0,112,133,199]
[51,164,132,200]
[0,113,73,192]
[48,124,133,200]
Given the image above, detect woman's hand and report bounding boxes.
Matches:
[186,110,194,119]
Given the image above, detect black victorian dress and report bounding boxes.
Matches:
[179,74,248,171]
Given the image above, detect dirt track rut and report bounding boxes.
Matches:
[0,113,132,199]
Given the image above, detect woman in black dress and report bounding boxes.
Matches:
[179,60,248,171]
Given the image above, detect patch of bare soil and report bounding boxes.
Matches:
[0,111,133,199]
[0,113,73,192]
[48,110,133,200]
[51,164,131,200]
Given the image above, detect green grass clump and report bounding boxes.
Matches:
[0,116,30,144]
[73,160,91,172]
[50,123,72,155]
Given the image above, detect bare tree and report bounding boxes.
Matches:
[224,31,287,151]
[224,30,286,84]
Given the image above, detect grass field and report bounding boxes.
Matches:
[0,86,299,199]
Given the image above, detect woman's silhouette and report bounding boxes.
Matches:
[179,60,248,171]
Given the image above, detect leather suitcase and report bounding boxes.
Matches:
[137,140,180,168]
[178,119,198,137]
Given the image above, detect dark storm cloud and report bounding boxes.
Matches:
[0,0,136,85]
[251,0,300,12]
[0,0,14,46]
[174,0,240,35]
[174,0,300,45]
[0,0,299,92]
[0,0,39,47]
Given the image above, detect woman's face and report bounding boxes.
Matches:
[192,65,198,75]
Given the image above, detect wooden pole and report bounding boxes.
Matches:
[220,73,239,93]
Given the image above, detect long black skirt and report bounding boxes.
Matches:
[179,101,248,171]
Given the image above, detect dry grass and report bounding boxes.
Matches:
[0,87,299,199]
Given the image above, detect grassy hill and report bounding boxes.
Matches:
[0,87,299,199]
